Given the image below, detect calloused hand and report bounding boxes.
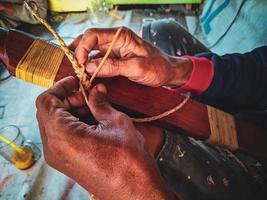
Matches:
[69,27,192,87]
[36,77,174,200]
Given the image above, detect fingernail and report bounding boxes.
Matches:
[96,84,107,94]
[86,62,97,73]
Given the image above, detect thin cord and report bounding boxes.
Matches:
[24,0,90,106]
[23,0,191,123]
[89,27,122,84]
[23,2,192,198]
[132,92,191,122]
[24,1,85,79]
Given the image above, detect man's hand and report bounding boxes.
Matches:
[70,27,192,87]
[36,77,174,200]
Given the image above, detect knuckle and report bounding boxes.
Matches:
[110,58,118,67]
[36,93,50,109]
[115,112,130,124]
[108,59,120,71]
[46,99,60,115]
[121,26,131,34]
[77,34,83,39]
[96,120,112,132]
[127,29,135,40]
[96,58,120,76]
[122,27,135,42]
[82,28,97,43]
[85,28,96,35]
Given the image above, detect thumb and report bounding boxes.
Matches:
[88,84,119,121]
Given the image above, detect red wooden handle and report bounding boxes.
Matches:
[1,28,267,160]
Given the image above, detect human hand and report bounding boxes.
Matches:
[36,77,173,200]
[70,27,192,87]
[64,86,166,158]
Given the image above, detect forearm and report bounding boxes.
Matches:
[168,46,267,112]
[197,47,267,112]
[82,152,175,200]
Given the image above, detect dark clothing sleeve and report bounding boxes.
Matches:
[196,46,267,113]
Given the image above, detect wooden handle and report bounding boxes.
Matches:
[1,29,267,160]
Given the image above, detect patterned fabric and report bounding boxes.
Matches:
[142,18,209,56]
[157,132,262,200]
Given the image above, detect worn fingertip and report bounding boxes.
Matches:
[77,57,86,65]
[88,84,108,107]
[96,84,107,94]
[75,49,86,65]
[86,61,98,73]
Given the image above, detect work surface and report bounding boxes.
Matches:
[0,10,186,200]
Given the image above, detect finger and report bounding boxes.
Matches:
[86,57,142,78]
[47,76,79,100]
[75,27,125,65]
[71,106,91,118]
[86,58,121,77]
[88,84,120,121]
[68,34,83,51]
[64,91,86,109]
[93,51,112,59]
[36,76,79,121]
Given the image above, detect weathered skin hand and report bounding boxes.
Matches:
[70,27,192,87]
[36,77,174,200]
[65,86,165,158]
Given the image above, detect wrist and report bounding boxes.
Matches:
[119,153,175,200]
[166,56,193,87]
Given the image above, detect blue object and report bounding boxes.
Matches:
[200,0,216,23]
[201,0,230,34]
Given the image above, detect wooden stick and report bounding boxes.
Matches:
[1,28,267,160]
[0,135,25,154]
